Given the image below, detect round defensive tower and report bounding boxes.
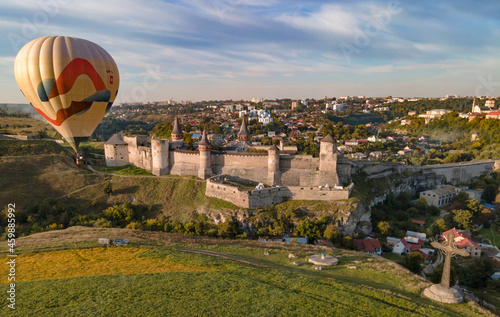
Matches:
[198,130,212,179]
[268,144,280,186]
[151,139,169,176]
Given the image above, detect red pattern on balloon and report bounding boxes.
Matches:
[34,58,107,126]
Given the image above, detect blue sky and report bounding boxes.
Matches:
[1,0,500,103]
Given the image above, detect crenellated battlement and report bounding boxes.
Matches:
[104,133,350,188]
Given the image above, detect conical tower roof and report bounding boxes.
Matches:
[105,133,127,145]
[199,130,210,146]
[320,134,335,143]
[172,117,183,135]
[238,118,250,136]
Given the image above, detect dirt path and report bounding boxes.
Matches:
[87,165,204,182]
[56,181,108,200]
[490,223,497,247]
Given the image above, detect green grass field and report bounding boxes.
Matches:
[479,224,500,248]
[93,164,153,175]
[0,245,487,316]
[0,228,490,316]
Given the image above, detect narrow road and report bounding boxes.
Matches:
[428,208,448,233]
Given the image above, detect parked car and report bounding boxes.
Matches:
[113,239,129,246]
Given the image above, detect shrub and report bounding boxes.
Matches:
[93,218,112,228]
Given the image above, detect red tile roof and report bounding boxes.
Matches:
[455,238,479,249]
[442,228,471,240]
[401,238,424,252]
[442,228,460,240]
[411,219,425,225]
[354,239,381,252]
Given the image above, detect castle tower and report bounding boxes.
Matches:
[198,130,212,179]
[279,140,285,151]
[268,145,280,186]
[238,117,251,142]
[152,139,170,176]
[104,133,129,167]
[319,134,339,185]
[171,117,184,149]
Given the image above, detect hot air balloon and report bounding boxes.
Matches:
[14,36,120,154]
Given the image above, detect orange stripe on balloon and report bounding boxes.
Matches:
[33,101,94,126]
[48,58,106,99]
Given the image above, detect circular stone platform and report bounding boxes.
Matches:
[423,284,464,304]
[308,254,339,266]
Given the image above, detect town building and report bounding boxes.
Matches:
[354,238,382,255]
[486,111,500,119]
[419,185,460,208]
[392,237,425,255]
[442,228,481,258]
[418,109,451,123]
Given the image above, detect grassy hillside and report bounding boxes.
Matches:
[0,113,56,136]
[0,153,239,234]
[0,227,489,316]
[0,140,67,156]
[0,154,106,211]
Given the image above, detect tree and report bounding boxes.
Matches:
[432,218,447,236]
[404,252,423,273]
[217,217,241,238]
[102,203,134,227]
[450,191,469,210]
[342,236,355,249]
[466,199,482,217]
[377,221,391,236]
[429,261,459,285]
[452,209,473,231]
[103,182,113,196]
[461,258,494,288]
[323,224,342,244]
[294,219,316,240]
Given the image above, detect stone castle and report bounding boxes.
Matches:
[104,117,352,188]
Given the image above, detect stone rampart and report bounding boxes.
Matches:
[205,175,353,208]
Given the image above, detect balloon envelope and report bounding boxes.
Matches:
[14,36,120,152]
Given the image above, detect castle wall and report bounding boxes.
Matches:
[288,185,352,201]
[169,150,200,177]
[353,159,499,185]
[127,146,152,171]
[212,153,268,168]
[123,136,149,147]
[418,161,495,184]
[205,175,352,209]
[205,176,253,208]
[218,167,269,184]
